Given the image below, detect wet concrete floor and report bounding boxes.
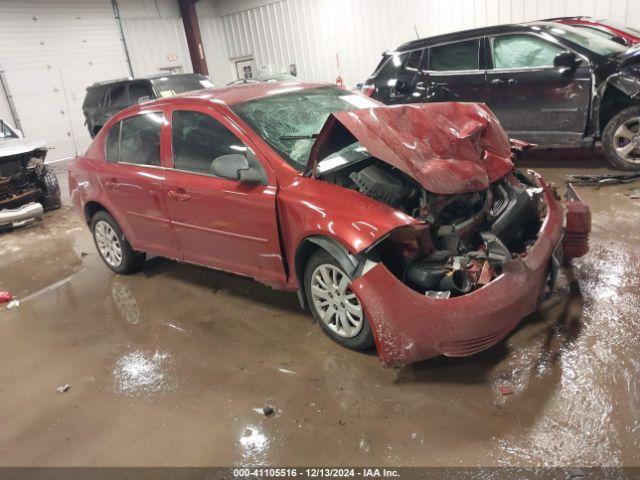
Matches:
[0,155,638,467]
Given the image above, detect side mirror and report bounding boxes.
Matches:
[210,153,266,184]
[554,51,579,71]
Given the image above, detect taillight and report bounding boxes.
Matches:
[361,84,375,97]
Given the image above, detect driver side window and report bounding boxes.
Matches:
[491,35,565,69]
[171,110,250,176]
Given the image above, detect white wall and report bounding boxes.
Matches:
[203,0,640,87]
[117,0,193,76]
[0,0,130,160]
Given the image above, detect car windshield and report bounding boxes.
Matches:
[599,19,640,38]
[542,24,628,56]
[232,86,378,170]
[151,75,214,97]
[0,120,18,139]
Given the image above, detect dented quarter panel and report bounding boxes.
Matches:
[307,103,514,195]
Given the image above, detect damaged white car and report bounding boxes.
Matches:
[0,119,61,231]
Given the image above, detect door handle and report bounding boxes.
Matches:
[168,189,190,203]
[507,78,517,87]
[490,78,507,87]
[104,178,120,190]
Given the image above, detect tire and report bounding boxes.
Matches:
[90,210,145,275]
[602,106,640,171]
[40,166,62,211]
[304,249,374,351]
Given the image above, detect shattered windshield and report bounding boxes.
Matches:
[543,24,627,56]
[232,86,378,170]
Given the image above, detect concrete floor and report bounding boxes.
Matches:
[0,155,638,467]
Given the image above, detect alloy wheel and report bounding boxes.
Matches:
[309,264,364,338]
[613,117,640,164]
[94,220,123,268]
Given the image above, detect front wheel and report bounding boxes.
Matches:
[304,249,374,351]
[91,211,146,274]
[602,106,640,171]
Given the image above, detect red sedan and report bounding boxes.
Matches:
[68,82,591,366]
[550,16,640,46]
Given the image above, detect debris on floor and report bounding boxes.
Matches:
[499,386,514,396]
[0,291,12,303]
[625,188,640,199]
[262,405,275,416]
[566,172,640,187]
[5,299,19,310]
[56,384,71,394]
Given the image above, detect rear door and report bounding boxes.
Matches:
[485,33,592,146]
[424,39,486,103]
[97,111,179,259]
[162,106,286,286]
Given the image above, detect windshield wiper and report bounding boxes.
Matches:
[279,134,319,140]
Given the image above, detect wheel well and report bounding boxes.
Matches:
[92,125,102,137]
[83,201,106,224]
[294,236,359,289]
[599,86,635,136]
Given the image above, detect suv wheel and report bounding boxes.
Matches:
[602,106,640,171]
[91,211,145,274]
[304,249,374,351]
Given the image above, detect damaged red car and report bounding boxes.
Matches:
[68,83,591,366]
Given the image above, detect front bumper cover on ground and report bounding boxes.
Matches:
[352,178,590,367]
[0,202,44,229]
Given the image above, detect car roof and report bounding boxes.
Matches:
[146,81,330,108]
[87,73,205,89]
[395,21,560,51]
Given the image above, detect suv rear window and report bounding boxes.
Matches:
[83,87,106,108]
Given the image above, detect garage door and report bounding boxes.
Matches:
[0,0,130,161]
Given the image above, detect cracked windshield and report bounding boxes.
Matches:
[233,86,378,170]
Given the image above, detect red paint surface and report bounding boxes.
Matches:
[554,18,640,45]
[308,103,514,195]
[68,83,592,365]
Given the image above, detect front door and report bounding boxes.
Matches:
[98,111,179,259]
[424,39,486,103]
[162,107,286,286]
[485,34,592,146]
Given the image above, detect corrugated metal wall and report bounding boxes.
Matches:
[0,0,130,160]
[208,0,640,87]
[120,17,192,76]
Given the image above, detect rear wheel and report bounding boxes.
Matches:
[91,211,145,274]
[304,249,374,351]
[602,106,640,171]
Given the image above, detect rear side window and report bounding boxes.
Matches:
[376,52,408,79]
[105,112,163,166]
[491,35,564,69]
[109,84,128,108]
[405,49,424,71]
[129,82,154,103]
[429,40,480,71]
[172,110,248,175]
[105,123,120,163]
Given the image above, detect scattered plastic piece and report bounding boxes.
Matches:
[499,386,513,396]
[56,384,71,393]
[566,172,640,187]
[262,406,275,416]
[6,299,19,309]
[0,292,12,303]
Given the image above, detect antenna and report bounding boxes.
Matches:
[414,25,420,39]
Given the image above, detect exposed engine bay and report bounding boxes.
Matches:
[317,156,545,298]
[0,148,61,229]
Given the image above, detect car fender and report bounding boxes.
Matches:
[276,176,421,291]
[593,71,640,133]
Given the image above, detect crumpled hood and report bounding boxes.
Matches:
[0,138,47,159]
[306,102,514,195]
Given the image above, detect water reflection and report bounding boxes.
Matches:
[111,349,176,397]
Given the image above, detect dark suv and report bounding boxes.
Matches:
[82,73,213,138]
[364,22,640,170]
